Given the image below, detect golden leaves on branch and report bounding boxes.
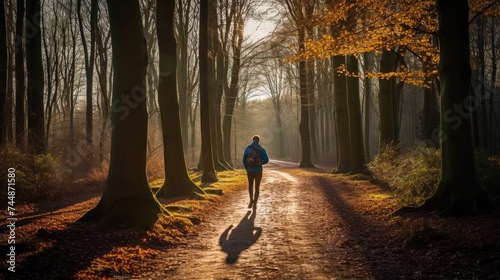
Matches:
[288,0,441,84]
[293,0,438,59]
[336,62,437,87]
[470,0,500,17]
[286,0,499,84]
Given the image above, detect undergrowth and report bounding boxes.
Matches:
[0,147,62,202]
[368,145,500,206]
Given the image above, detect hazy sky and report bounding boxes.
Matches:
[244,4,280,42]
[245,18,276,41]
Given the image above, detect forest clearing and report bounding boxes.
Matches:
[1,162,500,279]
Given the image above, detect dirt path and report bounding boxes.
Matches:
[2,162,498,279]
[140,164,399,280]
[138,163,500,280]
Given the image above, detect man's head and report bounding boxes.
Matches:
[252,135,260,142]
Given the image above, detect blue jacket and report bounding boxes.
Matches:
[243,141,269,172]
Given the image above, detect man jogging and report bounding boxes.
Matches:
[243,135,269,209]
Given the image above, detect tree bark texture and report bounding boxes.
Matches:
[332,55,350,173]
[155,0,205,198]
[346,55,365,173]
[298,28,314,168]
[15,0,25,149]
[79,0,167,229]
[379,49,396,148]
[421,0,488,215]
[199,0,218,183]
[25,0,45,154]
[0,1,7,146]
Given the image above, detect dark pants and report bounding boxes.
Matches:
[247,171,263,204]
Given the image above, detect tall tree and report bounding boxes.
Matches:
[4,0,14,144]
[155,0,205,198]
[490,17,497,153]
[77,0,98,145]
[0,0,6,147]
[331,54,351,173]
[42,0,60,146]
[346,54,366,173]
[176,0,191,149]
[222,0,245,166]
[285,0,315,168]
[379,49,397,147]
[67,1,78,146]
[15,0,25,149]
[175,0,200,157]
[95,2,112,163]
[363,52,372,161]
[80,0,168,228]
[210,0,230,171]
[323,0,351,173]
[199,0,218,183]
[25,0,45,154]
[305,2,318,160]
[343,0,365,174]
[418,0,488,215]
[474,15,489,151]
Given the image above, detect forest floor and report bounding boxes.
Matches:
[1,160,500,279]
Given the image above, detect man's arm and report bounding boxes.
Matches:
[261,148,269,164]
[242,148,249,169]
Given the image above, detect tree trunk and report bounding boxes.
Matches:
[190,87,198,150]
[5,1,14,144]
[332,55,350,173]
[346,55,365,173]
[25,0,45,154]
[15,0,25,149]
[422,65,441,148]
[177,0,190,149]
[199,0,218,183]
[393,53,403,145]
[95,16,110,163]
[379,49,396,148]
[490,18,497,153]
[155,0,206,198]
[42,2,56,146]
[477,17,488,151]
[298,28,314,168]
[422,76,432,145]
[79,0,168,229]
[222,7,243,166]
[77,0,97,145]
[207,0,228,172]
[214,39,230,170]
[307,54,318,160]
[419,0,488,216]
[363,52,371,162]
[0,0,7,146]
[69,8,77,147]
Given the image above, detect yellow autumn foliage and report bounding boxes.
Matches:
[288,0,499,87]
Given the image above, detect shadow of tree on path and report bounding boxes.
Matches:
[219,210,262,264]
[314,176,405,279]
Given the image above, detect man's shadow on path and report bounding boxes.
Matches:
[219,210,262,264]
